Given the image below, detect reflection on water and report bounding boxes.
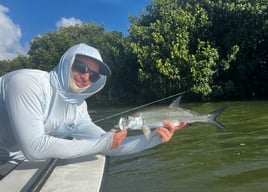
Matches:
[91,100,268,192]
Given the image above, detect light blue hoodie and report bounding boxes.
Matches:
[0,43,162,162]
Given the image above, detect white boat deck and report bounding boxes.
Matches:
[0,154,107,192]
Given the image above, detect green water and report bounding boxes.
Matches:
[92,100,268,192]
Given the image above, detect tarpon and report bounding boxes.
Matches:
[116,96,225,139]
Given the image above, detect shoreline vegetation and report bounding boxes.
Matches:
[1,0,267,104]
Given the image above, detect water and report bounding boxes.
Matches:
[91,100,268,192]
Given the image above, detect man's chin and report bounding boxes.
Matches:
[68,81,91,93]
[76,81,91,88]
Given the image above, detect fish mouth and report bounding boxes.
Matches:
[118,114,145,130]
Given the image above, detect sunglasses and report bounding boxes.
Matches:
[72,59,100,82]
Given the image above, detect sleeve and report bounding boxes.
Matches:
[69,102,106,140]
[105,131,163,157]
[4,74,114,160]
[70,102,164,157]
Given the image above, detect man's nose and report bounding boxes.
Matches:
[80,73,90,81]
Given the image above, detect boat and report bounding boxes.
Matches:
[0,154,108,192]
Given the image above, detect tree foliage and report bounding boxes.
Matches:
[128,0,242,99]
[0,0,267,103]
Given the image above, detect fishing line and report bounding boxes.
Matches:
[94,91,186,123]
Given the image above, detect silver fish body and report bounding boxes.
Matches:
[117,96,225,139]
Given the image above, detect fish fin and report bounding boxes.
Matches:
[169,96,183,109]
[142,126,151,140]
[208,107,226,129]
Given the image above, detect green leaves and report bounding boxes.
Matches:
[190,40,219,95]
[1,0,266,102]
[128,0,267,99]
[129,0,220,96]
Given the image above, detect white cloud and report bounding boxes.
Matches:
[56,17,82,29]
[0,5,26,60]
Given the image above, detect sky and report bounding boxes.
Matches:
[0,0,151,60]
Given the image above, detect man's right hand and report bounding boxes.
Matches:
[111,130,127,148]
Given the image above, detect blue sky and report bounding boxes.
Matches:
[0,0,151,60]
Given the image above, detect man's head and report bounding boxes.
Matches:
[50,43,111,103]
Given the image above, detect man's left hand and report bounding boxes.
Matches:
[156,120,187,142]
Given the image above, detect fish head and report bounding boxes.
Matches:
[118,113,144,130]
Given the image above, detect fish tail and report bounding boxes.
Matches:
[208,107,226,129]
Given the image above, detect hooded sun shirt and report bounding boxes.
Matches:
[0,43,163,162]
[50,43,109,104]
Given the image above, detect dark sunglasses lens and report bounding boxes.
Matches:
[89,72,100,82]
[73,60,89,74]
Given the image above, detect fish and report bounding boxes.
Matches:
[116,96,225,139]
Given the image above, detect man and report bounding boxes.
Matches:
[0,43,187,163]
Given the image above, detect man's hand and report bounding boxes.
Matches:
[156,120,187,142]
[111,130,127,148]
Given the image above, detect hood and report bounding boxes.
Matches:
[49,43,110,104]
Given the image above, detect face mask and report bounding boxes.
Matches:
[68,71,91,93]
